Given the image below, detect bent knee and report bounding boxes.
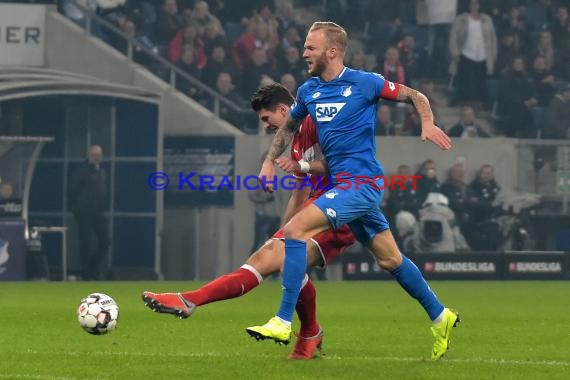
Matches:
[246,240,284,275]
[376,252,402,271]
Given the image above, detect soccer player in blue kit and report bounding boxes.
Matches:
[246,22,459,360]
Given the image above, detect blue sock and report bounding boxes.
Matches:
[390,255,444,321]
[277,239,307,323]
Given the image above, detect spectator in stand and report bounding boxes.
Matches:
[250,2,280,49]
[201,45,237,88]
[425,0,457,79]
[375,104,399,136]
[175,46,202,99]
[498,56,538,138]
[466,164,502,250]
[233,21,275,71]
[277,46,307,86]
[123,16,161,61]
[210,72,249,129]
[154,0,184,47]
[280,25,303,52]
[382,46,407,85]
[201,21,227,57]
[366,0,406,50]
[449,0,497,107]
[386,164,423,221]
[530,54,557,134]
[533,30,556,72]
[348,50,367,71]
[124,1,156,37]
[523,0,553,40]
[280,73,297,95]
[239,47,276,100]
[415,159,441,206]
[441,163,469,231]
[498,6,531,53]
[495,29,520,75]
[397,33,426,87]
[275,0,300,36]
[543,83,570,139]
[168,24,207,69]
[191,0,224,37]
[530,55,557,107]
[447,105,490,138]
[179,5,194,26]
[467,164,501,222]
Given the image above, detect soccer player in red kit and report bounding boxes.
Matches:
[142,83,355,359]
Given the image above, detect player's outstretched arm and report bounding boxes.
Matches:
[395,85,452,150]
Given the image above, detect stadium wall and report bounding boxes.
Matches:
[161,136,520,280]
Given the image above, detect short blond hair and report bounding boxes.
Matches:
[309,21,348,55]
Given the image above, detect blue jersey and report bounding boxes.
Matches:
[290,67,391,181]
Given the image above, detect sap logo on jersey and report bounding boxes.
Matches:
[315,103,345,122]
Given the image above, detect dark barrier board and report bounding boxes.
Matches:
[342,251,568,280]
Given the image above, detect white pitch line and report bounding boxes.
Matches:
[20,349,570,367]
[0,375,105,380]
[322,355,570,367]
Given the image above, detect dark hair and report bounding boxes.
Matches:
[250,83,295,112]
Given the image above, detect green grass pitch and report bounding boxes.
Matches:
[0,281,568,379]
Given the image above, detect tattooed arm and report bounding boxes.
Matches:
[258,115,303,192]
[395,85,435,125]
[264,115,303,163]
[380,81,451,150]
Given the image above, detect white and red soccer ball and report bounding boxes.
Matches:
[77,293,119,335]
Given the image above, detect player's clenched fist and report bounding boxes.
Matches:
[275,156,300,173]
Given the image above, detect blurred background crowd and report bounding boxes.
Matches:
[58,0,570,139]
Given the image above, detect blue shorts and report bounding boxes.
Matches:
[312,180,390,245]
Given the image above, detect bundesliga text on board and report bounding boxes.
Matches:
[509,262,563,273]
[147,172,422,192]
[424,261,497,273]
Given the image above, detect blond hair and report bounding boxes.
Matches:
[309,21,348,56]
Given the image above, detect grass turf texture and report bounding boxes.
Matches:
[0,281,568,380]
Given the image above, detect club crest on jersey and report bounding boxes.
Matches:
[341,86,352,97]
[325,190,339,199]
[315,103,345,122]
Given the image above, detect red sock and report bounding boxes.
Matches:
[296,278,319,337]
[181,267,261,306]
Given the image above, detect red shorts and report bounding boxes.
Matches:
[272,197,356,266]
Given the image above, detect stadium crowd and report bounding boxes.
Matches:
[59,0,570,138]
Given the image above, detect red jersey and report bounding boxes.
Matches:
[290,115,329,199]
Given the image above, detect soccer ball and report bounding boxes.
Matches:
[77,293,119,335]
